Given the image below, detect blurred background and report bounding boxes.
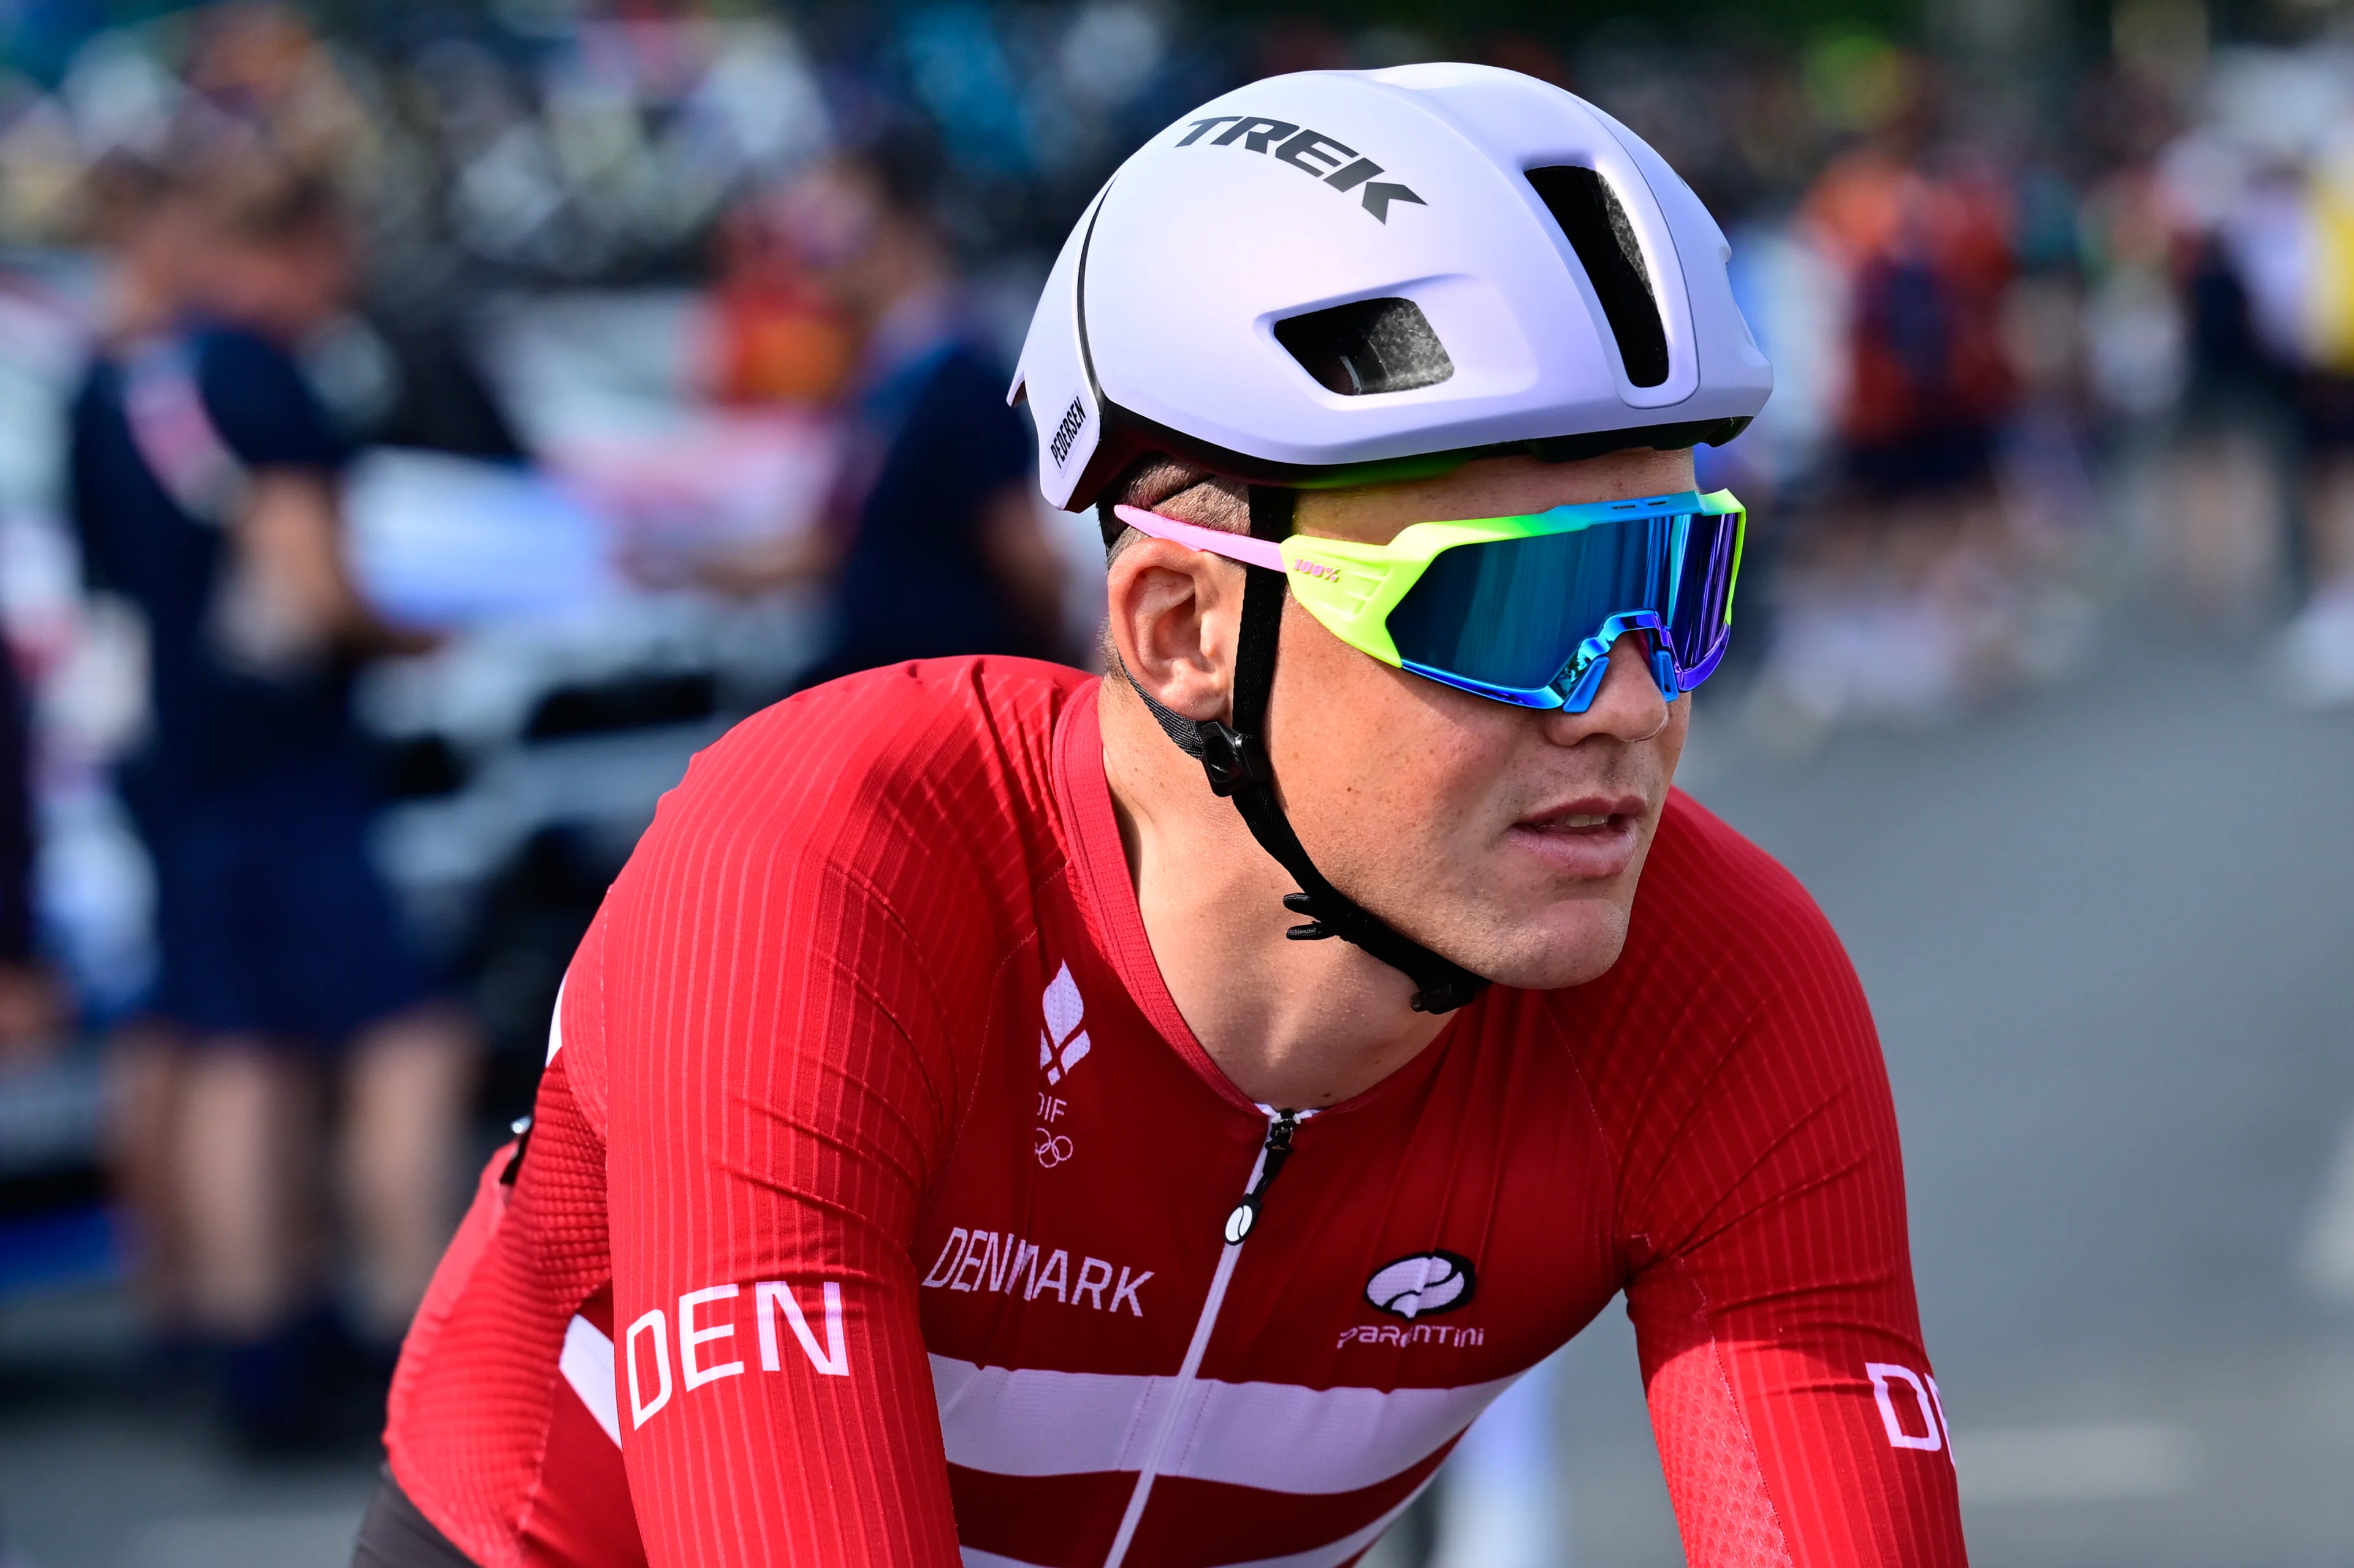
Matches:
[0,0,2352,1564]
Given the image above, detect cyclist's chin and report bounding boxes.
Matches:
[1363,867,1637,992]
[1430,810,1657,989]
[1328,815,1653,994]
[1450,897,1636,992]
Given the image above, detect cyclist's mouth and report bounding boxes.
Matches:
[1508,794,1647,880]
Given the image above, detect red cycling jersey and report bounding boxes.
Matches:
[384,657,1967,1568]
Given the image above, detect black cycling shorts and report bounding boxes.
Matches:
[351,1471,477,1568]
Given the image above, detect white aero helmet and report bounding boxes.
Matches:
[1011,61,1773,512]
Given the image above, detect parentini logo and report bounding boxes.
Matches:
[1364,1250,1477,1320]
[1338,1322,1485,1349]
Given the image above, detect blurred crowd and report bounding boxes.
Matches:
[0,0,2350,1556]
[0,0,1094,1462]
[1715,17,2354,734]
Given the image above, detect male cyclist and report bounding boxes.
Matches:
[364,66,1968,1568]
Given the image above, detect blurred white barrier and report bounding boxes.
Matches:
[1429,1349,1571,1568]
[342,450,619,628]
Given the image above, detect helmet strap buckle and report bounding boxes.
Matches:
[1195,720,1270,798]
[1197,487,1491,1014]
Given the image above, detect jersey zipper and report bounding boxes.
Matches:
[1100,1106,1312,1568]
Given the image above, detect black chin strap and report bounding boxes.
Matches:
[1121,486,1490,1015]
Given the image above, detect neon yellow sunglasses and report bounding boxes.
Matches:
[1114,488,1744,710]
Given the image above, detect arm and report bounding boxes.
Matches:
[665,521,839,598]
[1617,938,1967,1566]
[595,690,1003,1566]
[232,470,435,659]
[196,328,435,660]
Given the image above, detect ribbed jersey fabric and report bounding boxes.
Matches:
[384,657,1967,1568]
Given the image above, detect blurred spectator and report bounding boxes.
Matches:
[685,141,1070,682]
[2298,132,2354,601]
[700,185,860,407]
[0,643,63,1064]
[180,2,378,208]
[67,142,476,1448]
[2146,134,2301,623]
[1809,134,2015,498]
[1751,51,2033,733]
[2153,52,2354,687]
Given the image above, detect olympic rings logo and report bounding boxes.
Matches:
[1034,1127,1075,1168]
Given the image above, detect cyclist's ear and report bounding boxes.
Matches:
[1105,538,1249,725]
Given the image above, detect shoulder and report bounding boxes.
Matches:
[191,324,346,465]
[585,658,1091,1112]
[67,354,126,428]
[907,342,1018,422]
[69,354,118,408]
[66,363,115,452]
[627,656,1092,905]
[1541,788,1881,1132]
[191,322,303,389]
[935,340,1010,387]
[1633,788,1846,983]
[693,653,1083,799]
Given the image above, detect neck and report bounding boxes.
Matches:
[1099,679,1449,1109]
[105,267,178,344]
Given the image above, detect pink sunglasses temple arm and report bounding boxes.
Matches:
[1111,504,1286,573]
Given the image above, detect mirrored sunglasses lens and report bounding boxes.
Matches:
[1662,511,1741,678]
[1388,526,1653,693]
[1386,511,1740,699]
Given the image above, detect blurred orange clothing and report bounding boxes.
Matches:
[1804,148,2016,446]
[707,280,859,406]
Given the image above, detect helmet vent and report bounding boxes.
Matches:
[1525,166,1669,388]
[1273,297,1455,397]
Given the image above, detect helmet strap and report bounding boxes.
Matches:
[1119,484,1488,1015]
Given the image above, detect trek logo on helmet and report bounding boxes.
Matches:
[1171,113,1427,224]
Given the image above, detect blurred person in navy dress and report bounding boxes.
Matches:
[684,140,1070,681]
[0,646,58,1062]
[68,147,476,1448]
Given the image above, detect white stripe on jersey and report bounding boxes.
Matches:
[929,1354,1520,1495]
[560,1313,622,1444]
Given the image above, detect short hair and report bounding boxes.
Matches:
[200,154,343,245]
[1096,457,1256,671]
[74,150,186,246]
[1098,457,1250,559]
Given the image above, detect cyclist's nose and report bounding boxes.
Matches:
[1542,634,1672,745]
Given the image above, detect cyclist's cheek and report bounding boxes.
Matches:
[1261,595,1490,871]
